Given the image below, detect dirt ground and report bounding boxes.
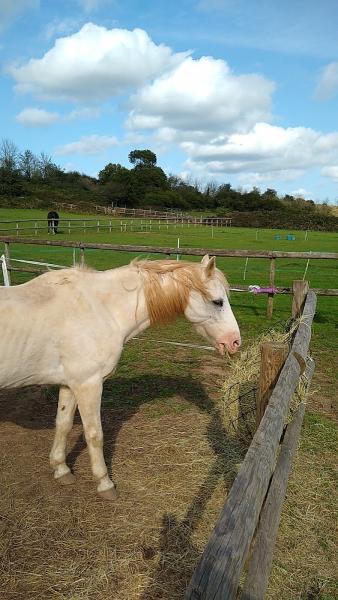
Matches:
[0,357,249,600]
[0,348,336,600]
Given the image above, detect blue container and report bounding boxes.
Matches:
[286,234,296,241]
[274,235,281,240]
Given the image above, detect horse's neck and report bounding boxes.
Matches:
[102,266,150,342]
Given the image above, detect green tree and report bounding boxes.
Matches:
[98,163,129,185]
[128,165,167,205]
[143,190,182,209]
[0,167,23,197]
[37,152,64,181]
[19,149,39,180]
[98,163,133,205]
[128,149,157,168]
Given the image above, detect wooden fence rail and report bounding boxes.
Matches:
[1,237,337,316]
[1,236,337,260]
[185,286,316,599]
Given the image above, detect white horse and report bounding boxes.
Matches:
[0,256,240,499]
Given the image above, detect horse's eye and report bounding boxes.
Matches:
[212,299,223,307]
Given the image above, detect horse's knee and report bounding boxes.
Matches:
[86,428,103,448]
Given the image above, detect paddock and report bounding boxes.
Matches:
[0,229,337,599]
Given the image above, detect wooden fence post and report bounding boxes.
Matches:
[4,242,11,285]
[256,342,289,428]
[242,358,315,600]
[267,258,276,318]
[292,280,309,319]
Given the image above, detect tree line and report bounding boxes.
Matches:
[0,139,336,229]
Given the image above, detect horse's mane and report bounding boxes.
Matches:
[132,259,228,325]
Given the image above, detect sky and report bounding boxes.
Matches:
[1,0,338,202]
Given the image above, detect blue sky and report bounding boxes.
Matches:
[1,0,338,202]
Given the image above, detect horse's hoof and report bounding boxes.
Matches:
[98,487,118,500]
[56,472,76,486]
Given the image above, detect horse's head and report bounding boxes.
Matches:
[184,255,241,355]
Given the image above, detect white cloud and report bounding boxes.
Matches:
[236,170,304,187]
[291,188,311,198]
[315,62,338,100]
[127,56,274,139]
[66,106,101,120]
[10,24,189,102]
[15,106,100,126]
[55,134,118,155]
[15,107,59,126]
[180,123,338,180]
[321,165,338,183]
[0,0,39,32]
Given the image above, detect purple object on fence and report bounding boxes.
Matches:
[249,285,278,295]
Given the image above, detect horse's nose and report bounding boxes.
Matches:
[217,333,241,355]
[228,336,241,353]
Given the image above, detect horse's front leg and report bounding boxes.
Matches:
[50,386,77,484]
[73,377,117,500]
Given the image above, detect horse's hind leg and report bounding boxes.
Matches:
[74,377,117,500]
[50,386,77,485]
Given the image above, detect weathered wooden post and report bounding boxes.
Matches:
[256,342,289,428]
[185,291,316,600]
[266,257,276,318]
[292,280,309,319]
[4,242,11,285]
[242,361,314,600]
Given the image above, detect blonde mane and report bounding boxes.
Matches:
[132,259,229,325]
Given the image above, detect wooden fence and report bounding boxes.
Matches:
[1,237,337,318]
[0,217,218,236]
[185,281,316,599]
[99,206,185,218]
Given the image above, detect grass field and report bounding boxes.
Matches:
[1,207,338,290]
[0,208,337,599]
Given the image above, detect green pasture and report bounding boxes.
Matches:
[0,207,337,291]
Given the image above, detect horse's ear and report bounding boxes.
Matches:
[205,256,216,277]
[201,254,210,266]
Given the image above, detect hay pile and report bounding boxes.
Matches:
[221,318,309,435]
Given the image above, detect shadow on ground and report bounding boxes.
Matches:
[0,375,249,600]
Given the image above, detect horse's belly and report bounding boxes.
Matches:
[0,325,64,389]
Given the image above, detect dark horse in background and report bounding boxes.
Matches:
[47,211,59,234]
